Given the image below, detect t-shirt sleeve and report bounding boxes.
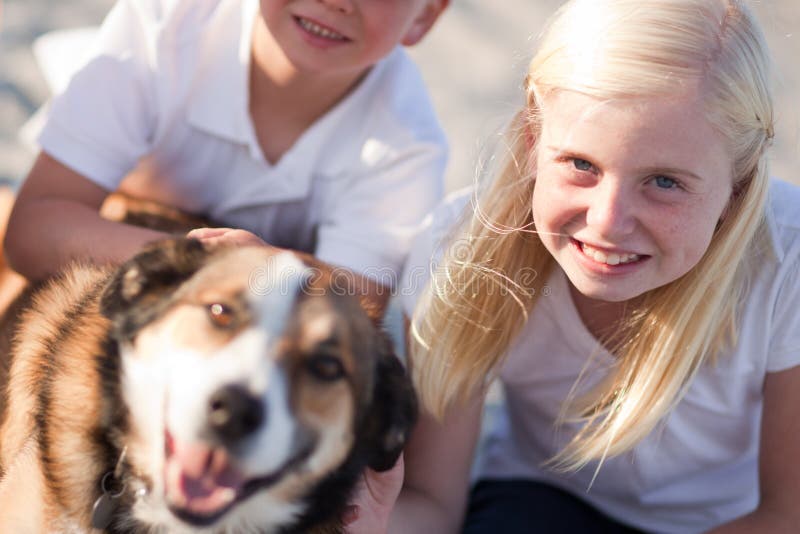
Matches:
[36,0,158,190]
[398,189,473,318]
[767,262,800,372]
[314,139,446,288]
[398,213,437,319]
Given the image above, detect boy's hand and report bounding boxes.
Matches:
[343,455,405,534]
[186,227,270,248]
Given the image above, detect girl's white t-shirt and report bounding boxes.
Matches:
[400,179,800,533]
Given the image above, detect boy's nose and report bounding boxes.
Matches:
[585,180,637,239]
[317,0,354,15]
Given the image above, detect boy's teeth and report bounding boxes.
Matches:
[580,243,640,265]
[297,17,346,41]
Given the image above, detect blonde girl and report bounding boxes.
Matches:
[342,0,800,533]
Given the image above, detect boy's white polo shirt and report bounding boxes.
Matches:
[36,0,447,284]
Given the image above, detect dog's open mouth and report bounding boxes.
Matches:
[163,430,313,526]
[164,430,244,525]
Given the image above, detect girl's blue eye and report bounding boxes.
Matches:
[573,158,592,171]
[654,175,678,189]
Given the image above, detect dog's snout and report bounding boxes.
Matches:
[208,385,265,441]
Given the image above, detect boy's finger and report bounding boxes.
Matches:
[363,454,404,505]
[341,504,359,526]
[186,227,233,239]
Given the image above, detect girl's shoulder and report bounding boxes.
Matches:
[406,187,473,259]
[399,188,473,315]
[765,178,800,264]
[429,187,474,243]
[767,178,800,228]
[742,178,800,372]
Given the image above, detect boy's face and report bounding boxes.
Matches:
[532,89,734,305]
[259,0,447,76]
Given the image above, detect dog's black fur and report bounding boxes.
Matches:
[0,238,417,533]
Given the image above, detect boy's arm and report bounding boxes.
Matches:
[15,0,162,277]
[5,152,167,281]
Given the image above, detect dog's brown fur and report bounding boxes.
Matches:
[0,232,415,532]
[0,191,211,434]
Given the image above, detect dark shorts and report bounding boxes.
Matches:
[463,479,648,534]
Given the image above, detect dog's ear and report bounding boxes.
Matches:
[288,251,385,324]
[100,238,210,340]
[361,335,418,472]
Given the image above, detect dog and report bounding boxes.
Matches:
[0,238,416,533]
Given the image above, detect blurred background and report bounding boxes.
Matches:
[1,0,798,189]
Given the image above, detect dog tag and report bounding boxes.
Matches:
[91,492,118,530]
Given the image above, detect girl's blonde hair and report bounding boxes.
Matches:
[411,0,774,469]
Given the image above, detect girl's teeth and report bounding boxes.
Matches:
[581,243,640,265]
[297,17,346,41]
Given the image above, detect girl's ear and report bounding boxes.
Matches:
[525,124,536,152]
[718,200,731,226]
[719,181,744,226]
[401,0,449,47]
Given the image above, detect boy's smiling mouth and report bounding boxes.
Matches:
[294,16,349,42]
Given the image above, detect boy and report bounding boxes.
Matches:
[5,0,450,312]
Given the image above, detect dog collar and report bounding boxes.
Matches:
[91,446,128,529]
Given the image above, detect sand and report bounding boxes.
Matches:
[1,0,797,188]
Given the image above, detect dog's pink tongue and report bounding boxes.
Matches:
[165,438,246,517]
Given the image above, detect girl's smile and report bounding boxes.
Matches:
[570,238,649,273]
[532,89,734,305]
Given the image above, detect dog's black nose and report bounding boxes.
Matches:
[208,385,265,442]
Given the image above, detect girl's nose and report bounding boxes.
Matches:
[585,180,637,239]
[317,0,354,15]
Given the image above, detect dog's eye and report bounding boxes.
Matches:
[306,354,346,382]
[206,303,235,329]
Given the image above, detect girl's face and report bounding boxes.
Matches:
[259,0,442,77]
[532,90,734,304]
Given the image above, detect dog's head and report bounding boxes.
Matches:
[99,239,416,531]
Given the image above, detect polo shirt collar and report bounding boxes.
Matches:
[184,0,396,208]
